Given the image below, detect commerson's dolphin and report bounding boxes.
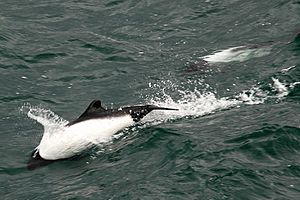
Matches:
[28,100,178,170]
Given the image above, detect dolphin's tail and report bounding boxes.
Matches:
[147,105,179,111]
[124,105,178,122]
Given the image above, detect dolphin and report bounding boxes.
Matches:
[27,100,178,170]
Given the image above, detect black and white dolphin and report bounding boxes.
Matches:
[27,100,178,170]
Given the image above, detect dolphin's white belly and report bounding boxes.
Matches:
[38,115,134,160]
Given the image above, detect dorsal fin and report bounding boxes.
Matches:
[78,100,107,118]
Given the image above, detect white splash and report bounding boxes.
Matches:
[142,77,297,123]
[143,89,240,123]
[26,106,68,127]
[271,77,289,98]
[142,80,252,124]
[281,65,296,73]
[290,82,300,88]
[236,87,268,105]
[202,46,271,63]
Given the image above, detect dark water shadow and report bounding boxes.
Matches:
[291,31,300,53]
[0,166,28,176]
[224,125,300,161]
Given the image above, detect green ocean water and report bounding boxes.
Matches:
[1,0,300,199]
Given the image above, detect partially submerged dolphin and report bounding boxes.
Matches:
[27,100,178,170]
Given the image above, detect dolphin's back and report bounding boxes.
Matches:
[67,101,178,126]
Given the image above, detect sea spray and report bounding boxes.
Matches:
[142,77,296,123]
[236,86,268,105]
[271,77,289,98]
[21,104,68,137]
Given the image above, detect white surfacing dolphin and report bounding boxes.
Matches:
[28,100,178,170]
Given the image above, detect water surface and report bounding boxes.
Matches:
[1,0,300,199]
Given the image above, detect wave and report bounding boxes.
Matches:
[225,125,300,163]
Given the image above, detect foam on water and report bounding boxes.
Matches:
[143,77,296,122]
[271,77,289,98]
[142,88,240,123]
[280,65,296,73]
[142,82,261,123]
[236,86,267,105]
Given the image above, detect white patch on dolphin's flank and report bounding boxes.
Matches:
[37,115,134,160]
[202,46,271,63]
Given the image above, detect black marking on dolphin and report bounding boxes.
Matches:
[27,149,56,170]
[27,100,178,170]
[67,100,178,126]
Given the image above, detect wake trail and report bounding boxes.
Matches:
[142,77,297,123]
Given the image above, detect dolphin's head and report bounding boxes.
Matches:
[27,149,54,170]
